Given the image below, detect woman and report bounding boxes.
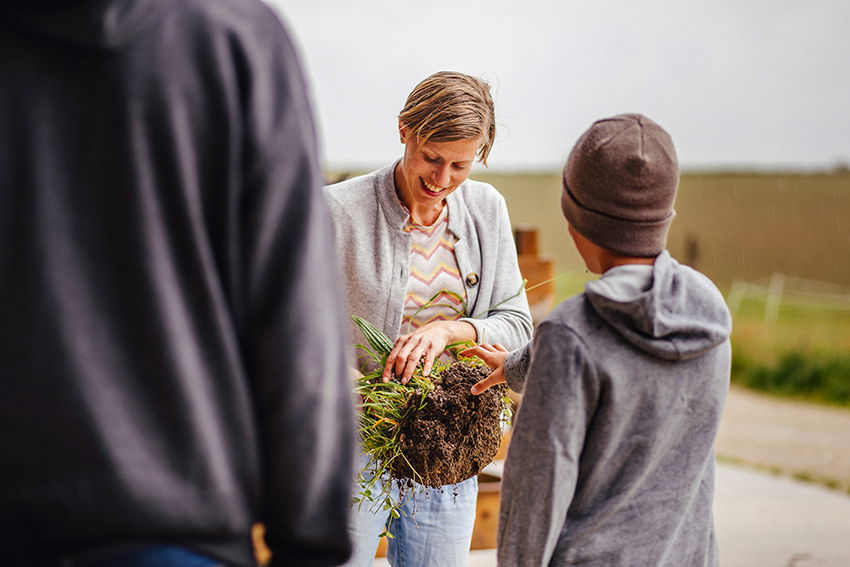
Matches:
[325,71,532,566]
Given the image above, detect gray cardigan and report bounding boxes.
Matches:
[324,163,532,367]
[498,252,732,566]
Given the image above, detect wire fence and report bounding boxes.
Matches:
[727,273,850,323]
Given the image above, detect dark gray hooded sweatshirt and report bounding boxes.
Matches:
[0,1,354,565]
[499,251,732,566]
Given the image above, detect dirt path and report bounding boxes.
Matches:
[715,385,850,493]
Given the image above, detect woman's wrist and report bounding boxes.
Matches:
[430,319,476,345]
[448,320,477,344]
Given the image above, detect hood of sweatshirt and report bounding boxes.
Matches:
[584,251,732,361]
[3,0,164,51]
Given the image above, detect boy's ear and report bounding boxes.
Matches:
[567,224,580,251]
[399,122,407,144]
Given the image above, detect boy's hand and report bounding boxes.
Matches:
[460,343,509,394]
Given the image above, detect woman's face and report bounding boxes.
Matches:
[395,126,481,218]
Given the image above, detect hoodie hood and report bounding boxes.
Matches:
[4,0,164,51]
[584,251,732,361]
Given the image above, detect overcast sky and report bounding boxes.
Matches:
[268,1,850,172]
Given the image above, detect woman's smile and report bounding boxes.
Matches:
[421,177,450,196]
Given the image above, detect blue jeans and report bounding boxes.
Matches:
[67,546,222,567]
[344,473,478,567]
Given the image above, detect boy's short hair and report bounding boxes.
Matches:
[398,71,496,165]
[561,113,679,257]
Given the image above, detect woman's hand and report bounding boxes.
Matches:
[459,343,509,394]
[382,320,476,384]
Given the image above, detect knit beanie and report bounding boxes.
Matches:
[561,113,679,257]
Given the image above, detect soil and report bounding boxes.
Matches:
[392,361,507,488]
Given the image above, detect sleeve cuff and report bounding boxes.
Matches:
[504,344,531,393]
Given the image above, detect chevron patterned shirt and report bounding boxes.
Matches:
[402,206,467,334]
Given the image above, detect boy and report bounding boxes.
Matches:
[465,114,732,566]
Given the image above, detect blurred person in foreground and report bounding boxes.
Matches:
[324,71,532,566]
[465,114,732,566]
[0,1,354,565]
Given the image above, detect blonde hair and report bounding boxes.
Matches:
[398,71,496,165]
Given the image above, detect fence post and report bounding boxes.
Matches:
[764,273,785,324]
[726,279,747,316]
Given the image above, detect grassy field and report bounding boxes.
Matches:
[730,295,850,406]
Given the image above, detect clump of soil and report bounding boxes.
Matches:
[392,361,507,488]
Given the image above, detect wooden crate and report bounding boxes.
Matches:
[514,225,555,323]
[470,478,501,550]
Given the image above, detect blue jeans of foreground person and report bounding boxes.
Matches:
[344,472,478,567]
[60,546,221,567]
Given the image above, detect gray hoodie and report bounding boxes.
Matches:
[498,251,732,566]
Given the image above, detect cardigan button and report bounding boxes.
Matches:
[465,273,480,287]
